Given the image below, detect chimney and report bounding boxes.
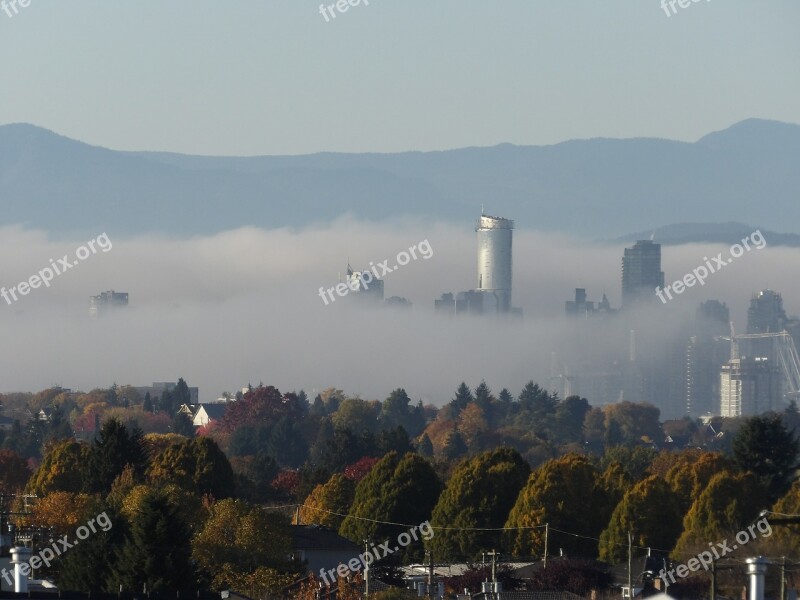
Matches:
[10,546,32,593]
[746,557,770,600]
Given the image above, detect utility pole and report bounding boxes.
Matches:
[487,550,499,600]
[428,550,434,600]
[364,539,370,600]
[543,523,549,569]
[780,557,786,600]
[627,531,633,599]
[710,558,716,600]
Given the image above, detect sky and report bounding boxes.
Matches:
[1,2,799,406]
[1,1,799,155]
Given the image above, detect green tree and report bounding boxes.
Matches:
[85,418,147,493]
[505,454,610,558]
[598,476,683,564]
[57,504,122,592]
[149,436,235,499]
[172,412,195,437]
[0,449,32,493]
[332,398,380,434]
[268,416,309,468]
[110,490,196,592]
[442,430,468,461]
[416,433,434,457]
[672,471,767,558]
[732,413,799,501]
[429,448,530,561]
[555,396,590,443]
[340,452,441,560]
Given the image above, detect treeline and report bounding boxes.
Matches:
[1,381,800,598]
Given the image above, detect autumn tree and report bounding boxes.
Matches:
[770,480,800,555]
[193,498,297,591]
[672,471,767,557]
[664,451,732,513]
[429,447,530,561]
[505,454,610,558]
[598,476,683,564]
[26,439,90,495]
[25,491,93,535]
[300,473,356,529]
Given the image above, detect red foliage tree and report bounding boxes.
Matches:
[343,456,380,482]
[271,470,301,499]
[218,386,306,434]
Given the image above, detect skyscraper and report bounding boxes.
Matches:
[476,214,514,313]
[622,240,665,308]
[747,289,787,333]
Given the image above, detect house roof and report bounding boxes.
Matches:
[291,525,361,552]
[196,403,228,419]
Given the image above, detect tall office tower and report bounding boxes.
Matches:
[747,289,787,333]
[621,240,665,308]
[720,357,781,417]
[686,300,731,416]
[476,214,514,313]
[89,290,128,317]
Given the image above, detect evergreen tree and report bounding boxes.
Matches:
[416,433,434,457]
[85,418,147,493]
[442,430,468,461]
[732,413,799,500]
[450,382,474,415]
[172,412,195,437]
[268,416,309,468]
[142,391,153,413]
[340,452,442,561]
[429,448,530,561]
[57,504,122,592]
[110,491,196,592]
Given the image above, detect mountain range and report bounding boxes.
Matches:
[1,119,798,239]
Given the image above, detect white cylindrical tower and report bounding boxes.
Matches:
[476,214,514,312]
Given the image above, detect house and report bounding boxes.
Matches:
[0,415,14,431]
[291,525,362,577]
[193,403,228,427]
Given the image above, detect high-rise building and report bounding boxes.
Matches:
[476,214,514,312]
[747,289,787,334]
[89,290,128,317]
[720,357,781,417]
[621,240,664,308]
[435,212,521,316]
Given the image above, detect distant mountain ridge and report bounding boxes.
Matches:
[0,119,798,237]
[614,222,800,247]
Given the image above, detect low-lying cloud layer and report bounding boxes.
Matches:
[0,219,796,409]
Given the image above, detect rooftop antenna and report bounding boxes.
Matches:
[481,204,484,216]
[650,230,656,241]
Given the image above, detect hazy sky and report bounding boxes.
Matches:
[1,1,798,154]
